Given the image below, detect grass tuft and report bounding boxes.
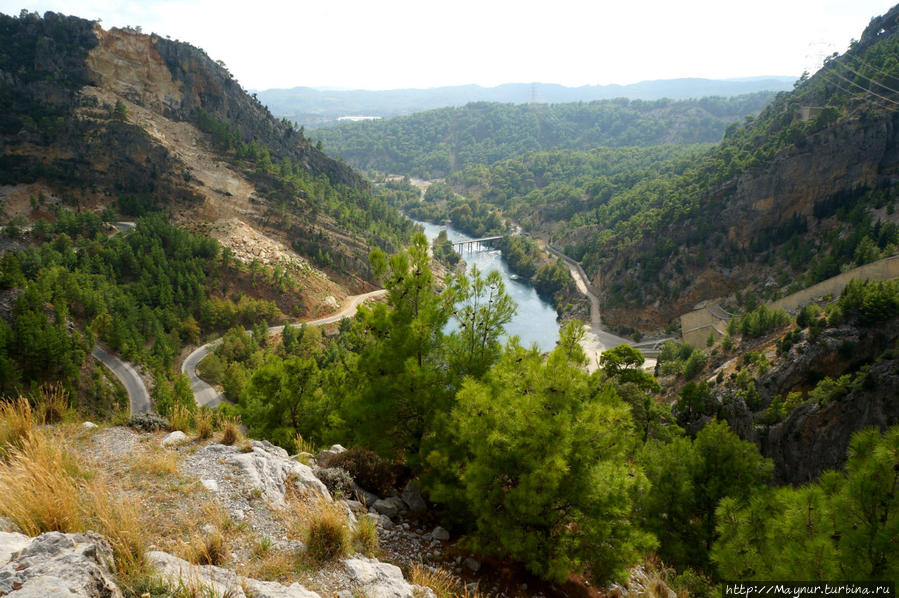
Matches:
[352,514,380,557]
[0,396,35,458]
[220,415,241,446]
[409,563,487,598]
[195,407,214,440]
[170,404,193,433]
[0,430,146,578]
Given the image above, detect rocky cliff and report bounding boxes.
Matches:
[1,11,406,293]
[588,7,899,331]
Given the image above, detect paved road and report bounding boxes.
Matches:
[92,346,150,415]
[182,290,387,408]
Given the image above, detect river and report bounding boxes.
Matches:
[413,219,561,353]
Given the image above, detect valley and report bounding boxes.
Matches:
[1,5,899,598]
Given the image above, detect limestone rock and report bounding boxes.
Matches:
[343,556,436,598]
[430,526,450,541]
[149,550,321,598]
[400,480,426,515]
[372,497,406,519]
[198,440,329,507]
[81,421,98,430]
[0,517,22,534]
[201,478,219,492]
[161,430,188,447]
[0,531,122,597]
[315,444,346,467]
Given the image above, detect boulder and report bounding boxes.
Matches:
[149,550,321,598]
[430,526,450,541]
[400,480,426,515]
[81,421,98,430]
[315,444,346,467]
[0,531,122,597]
[201,478,219,492]
[463,557,481,572]
[161,430,188,447]
[198,440,330,507]
[343,556,436,598]
[372,497,406,519]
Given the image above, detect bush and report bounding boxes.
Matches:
[329,447,399,496]
[219,415,241,446]
[195,407,214,440]
[184,531,227,566]
[128,412,169,432]
[314,466,356,498]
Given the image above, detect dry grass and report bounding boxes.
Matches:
[294,433,315,455]
[0,396,35,457]
[35,382,70,424]
[0,430,146,577]
[283,494,349,563]
[409,563,488,598]
[195,407,214,440]
[220,415,241,446]
[352,514,379,557]
[183,530,228,566]
[170,404,194,433]
[130,446,180,476]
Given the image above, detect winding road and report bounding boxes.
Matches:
[182,290,387,408]
[92,346,151,415]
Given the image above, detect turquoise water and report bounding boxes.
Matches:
[414,219,560,353]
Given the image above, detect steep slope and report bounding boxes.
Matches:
[452,5,899,332]
[0,11,414,292]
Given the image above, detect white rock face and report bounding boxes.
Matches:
[0,530,30,563]
[149,550,322,598]
[0,531,122,598]
[201,478,219,492]
[161,430,188,447]
[343,556,436,598]
[198,440,330,507]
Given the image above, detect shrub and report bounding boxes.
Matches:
[128,412,169,432]
[36,382,69,424]
[314,466,355,498]
[329,447,399,496]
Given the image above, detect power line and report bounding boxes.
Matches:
[818,69,899,112]
[825,67,899,106]
[835,60,899,96]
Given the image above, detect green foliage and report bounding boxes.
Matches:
[733,304,791,338]
[328,447,400,497]
[342,233,451,458]
[445,266,516,379]
[658,341,707,379]
[317,94,776,178]
[713,426,899,581]
[532,259,571,300]
[429,322,656,583]
[838,279,899,324]
[639,420,773,569]
[674,381,716,425]
[600,345,660,391]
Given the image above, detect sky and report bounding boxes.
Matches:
[1,0,896,91]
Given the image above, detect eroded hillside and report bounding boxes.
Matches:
[0,12,415,302]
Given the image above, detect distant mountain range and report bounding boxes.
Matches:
[254,77,797,128]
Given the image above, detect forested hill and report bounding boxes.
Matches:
[314,93,777,178]
[452,5,899,331]
[257,77,795,126]
[0,11,415,282]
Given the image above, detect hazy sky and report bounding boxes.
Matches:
[2,0,896,90]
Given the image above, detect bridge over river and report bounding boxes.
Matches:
[452,236,503,251]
